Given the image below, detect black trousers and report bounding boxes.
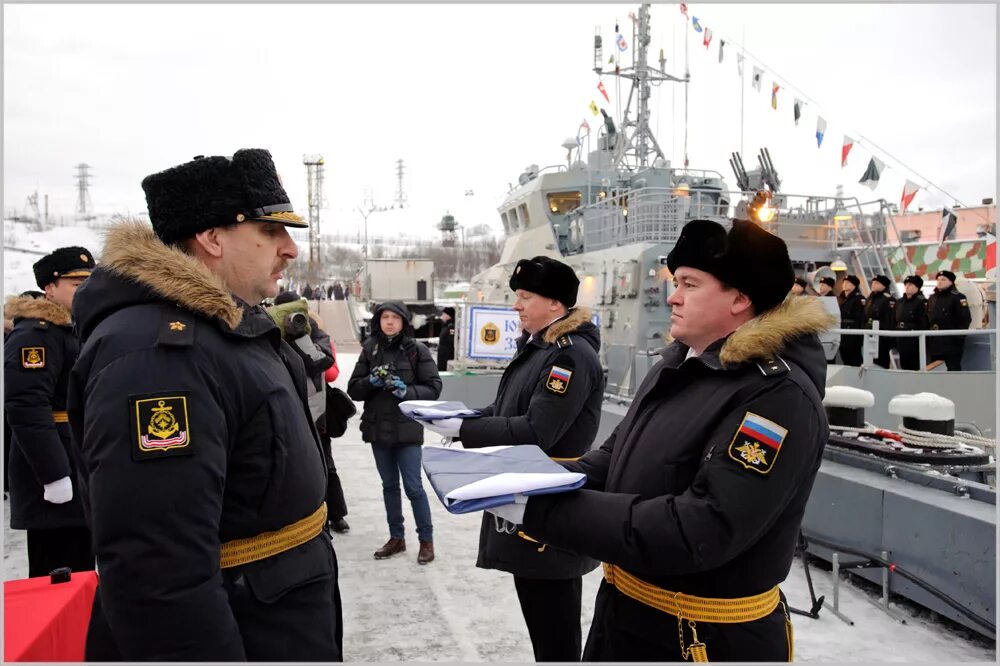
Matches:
[513,575,583,662]
[583,581,792,662]
[26,525,94,578]
[839,335,863,366]
[320,431,349,521]
[931,351,964,371]
[873,337,894,369]
[897,338,921,370]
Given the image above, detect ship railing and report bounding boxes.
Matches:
[835,325,997,371]
[576,187,893,254]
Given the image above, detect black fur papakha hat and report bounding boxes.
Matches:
[903,275,924,289]
[843,275,861,288]
[666,219,794,314]
[141,149,307,245]
[793,277,808,289]
[871,275,891,289]
[33,246,96,289]
[509,256,580,307]
[819,276,836,288]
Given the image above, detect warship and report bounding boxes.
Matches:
[440,3,997,640]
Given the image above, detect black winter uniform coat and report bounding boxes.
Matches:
[926,286,972,358]
[347,303,442,447]
[459,307,604,579]
[437,317,455,371]
[66,222,340,662]
[838,290,866,365]
[4,297,86,530]
[894,293,928,370]
[521,297,835,660]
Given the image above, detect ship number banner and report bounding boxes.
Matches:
[467,306,521,360]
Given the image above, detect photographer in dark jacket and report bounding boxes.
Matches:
[838,275,866,366]
[5,248,96,577]
[347,301,442,564]
[66,150,342,661]
[865,274,896,368]
[424,256,603,663]
[270,291,350,534]
[895,275,928,370]
[515,219,835,662]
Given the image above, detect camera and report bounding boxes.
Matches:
[288,312,307,328]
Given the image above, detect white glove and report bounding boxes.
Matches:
[486,493,528,526]
[423,418,464,439]
[43,476,73,504]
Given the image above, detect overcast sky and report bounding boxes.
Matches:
[3,3,996,240]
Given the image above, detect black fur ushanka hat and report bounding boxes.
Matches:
[509,256,580,307]
[141,149,306,245]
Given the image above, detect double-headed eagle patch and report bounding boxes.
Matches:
[727,411,788,475]
[545,365,573,395]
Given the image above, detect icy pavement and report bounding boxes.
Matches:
[3,357,996,661]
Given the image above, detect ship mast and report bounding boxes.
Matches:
[593,4,687,172]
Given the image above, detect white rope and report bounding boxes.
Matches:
[829,423,996,453]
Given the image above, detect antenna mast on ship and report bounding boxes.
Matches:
[593,4,688,172]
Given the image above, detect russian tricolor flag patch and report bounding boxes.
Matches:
[545,365,573,395]
[727,412,788,475]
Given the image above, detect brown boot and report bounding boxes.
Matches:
[417,540,435,565]
[374,537,406,559]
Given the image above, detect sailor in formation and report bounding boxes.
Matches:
[497,218,835,662]
[66,150,342,661]
[926,270,972,370]
[864,274,896,368]
[837,275,867,366]
[424,255,604,662]
[4,247,96,578]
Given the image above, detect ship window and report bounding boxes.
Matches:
[518,203,531,228]
[500,211,511,234]
[547,191,582,215]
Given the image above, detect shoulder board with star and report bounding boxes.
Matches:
[32,319,50,331]
[755,356,790,377]
[157,309,194,347]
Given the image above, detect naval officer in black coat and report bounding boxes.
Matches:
[499,219,835,662]
[425,256,604,662]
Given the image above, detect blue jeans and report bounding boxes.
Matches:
[371,444,433,542]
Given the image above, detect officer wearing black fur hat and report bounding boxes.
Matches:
[510,218,834,662]
[926,270,972,370]
[437,306,456,371]
[865,275,896,368]
[837,275,866,366]
[424,255,604,662]
[817,276,836,297]
[790,276,808,295]
[4,247,96,578]
[895,275,928,370]
[66,150,343,660]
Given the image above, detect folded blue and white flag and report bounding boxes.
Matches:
[421,445,586,514]
[399,400,482,421]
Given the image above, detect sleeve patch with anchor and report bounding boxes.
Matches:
[130,393,193,461]
[726,411,788,475]
[21,347,45,369]
[545,365,573,395]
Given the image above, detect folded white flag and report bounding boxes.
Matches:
[399,400,481,421]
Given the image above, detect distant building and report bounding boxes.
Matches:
[888,203,995,244]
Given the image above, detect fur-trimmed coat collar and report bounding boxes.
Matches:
[99,221,243,329]
[543,307,594,344]
[719,296,837,366]
[4,295,72,327]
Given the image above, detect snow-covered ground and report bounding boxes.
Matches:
[2,353,995,661]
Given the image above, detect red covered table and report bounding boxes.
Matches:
[4,571,97,662]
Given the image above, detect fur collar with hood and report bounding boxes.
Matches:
[4,295,72,327]
[542,306,594,344]
[97,220,243,330]
[718,296,837,367]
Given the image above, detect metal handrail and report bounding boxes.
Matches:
[832,326,995,370]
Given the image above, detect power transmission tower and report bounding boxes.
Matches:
[394,158,407,209]
[75,163,94,219]
[303,154,325,268]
